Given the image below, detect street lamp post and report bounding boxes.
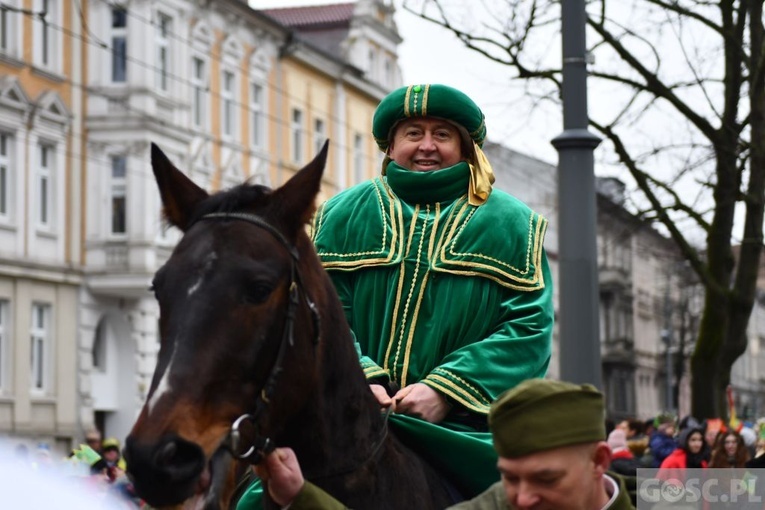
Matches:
[552,0,603,387]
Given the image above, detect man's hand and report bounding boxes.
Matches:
[393,383,451,423]
[370,383,394,410]
[254,448,304,507]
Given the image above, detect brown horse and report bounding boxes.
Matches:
[124,143,458,509]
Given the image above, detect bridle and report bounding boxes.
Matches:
[197,212,321,464]
[194,211,391,478]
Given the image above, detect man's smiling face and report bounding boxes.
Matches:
[388,117,464,172]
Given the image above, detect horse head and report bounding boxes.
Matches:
[124,142,335,509]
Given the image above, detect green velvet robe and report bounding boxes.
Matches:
[236,161,553,509]
[312,161,553,414]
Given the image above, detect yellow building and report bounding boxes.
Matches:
[0,0,401,454]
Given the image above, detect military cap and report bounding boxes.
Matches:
[489,378,606,458]
[372,84,487,151]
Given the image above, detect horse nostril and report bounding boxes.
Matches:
[155,441,177,466]
[126,435,206,507]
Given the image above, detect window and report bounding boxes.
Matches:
[250,82,265,148]
[92,320,106,371]
[111,7,127,82]
[291,108,304,163]
[110,156,127,234]
[34,0,59,69]
[221,70,236,138]
[368,48,377,79]
[0,300,7,390]
[37,144,52,228]
[313,118,326,157]
[0,1,19,56]
[0,134,9,220]
[192,57,207,129]
[155,14,170,91]
[0,5,8,54]
[353,133,364,183]
[30,303,51,392]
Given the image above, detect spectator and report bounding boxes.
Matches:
[608,429,641,478]
[709,430,749,468]
[659,425,707,470]
[649,415,677,468]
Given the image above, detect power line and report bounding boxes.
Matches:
[2,2,389,168]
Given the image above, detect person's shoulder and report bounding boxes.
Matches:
[324,179,381,208]
[291,482,349,510]
[447,481,508,510]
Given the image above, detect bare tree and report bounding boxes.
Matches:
[403,0,765,418]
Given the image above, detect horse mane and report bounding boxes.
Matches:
[185,183,272,224]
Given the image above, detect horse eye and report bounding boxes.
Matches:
[243,283,274,305]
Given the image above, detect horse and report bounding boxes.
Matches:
[123,142,459,509]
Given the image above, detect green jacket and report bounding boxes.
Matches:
[290,474,635,510]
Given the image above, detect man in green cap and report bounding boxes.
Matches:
[256,378,635,510]
[237,84,553,508]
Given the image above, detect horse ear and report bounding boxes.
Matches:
[151,143,208,231]
[274,140,328,229]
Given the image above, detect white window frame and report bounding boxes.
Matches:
[155,13,171,92]
[191,56,208,130]
[0,133,10,222]
[0,299,8,392]
[36,144,53,230]
[0,0,21,59]
[221,69,237,140]
[353,133,364,184]
[111,6,128,83]
[313,118,326,157]
[30,302,51,393]
[33,0,61,72]
[291,108,304,164]
[110,155,127,236]
[250,81,265,149]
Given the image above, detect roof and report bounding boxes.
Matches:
[261,3,355,28]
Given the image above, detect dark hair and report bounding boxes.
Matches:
[709,430,750,468]
[627,418,644,435]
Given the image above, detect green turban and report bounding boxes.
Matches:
[489,378,606,458]
[372,84,487,151]
[372,84,494,206]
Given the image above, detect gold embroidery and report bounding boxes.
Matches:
[425,374,491,413]
[391,204,425,382]
[401,204,434,386]
[431,368,489,401]
[318,179,401,266]
[436,206,548,288]
[383,260,408,373]
[404,85,413,117]
[422,84,430,117]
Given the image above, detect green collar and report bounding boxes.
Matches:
[384,161,470,203]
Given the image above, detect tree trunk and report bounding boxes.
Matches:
[691,288,729,418]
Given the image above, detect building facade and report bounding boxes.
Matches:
[483,141,764,422]
[0,0,401,455]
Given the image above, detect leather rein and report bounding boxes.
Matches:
[198,212,321,464]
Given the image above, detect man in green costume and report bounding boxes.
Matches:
[237,84,553,508]
[258,379,635,510]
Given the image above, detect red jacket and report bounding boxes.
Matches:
[659,448,708,469]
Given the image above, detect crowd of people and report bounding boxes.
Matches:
[604,413,765,477]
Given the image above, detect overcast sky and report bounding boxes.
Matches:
[248,0,561,164]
